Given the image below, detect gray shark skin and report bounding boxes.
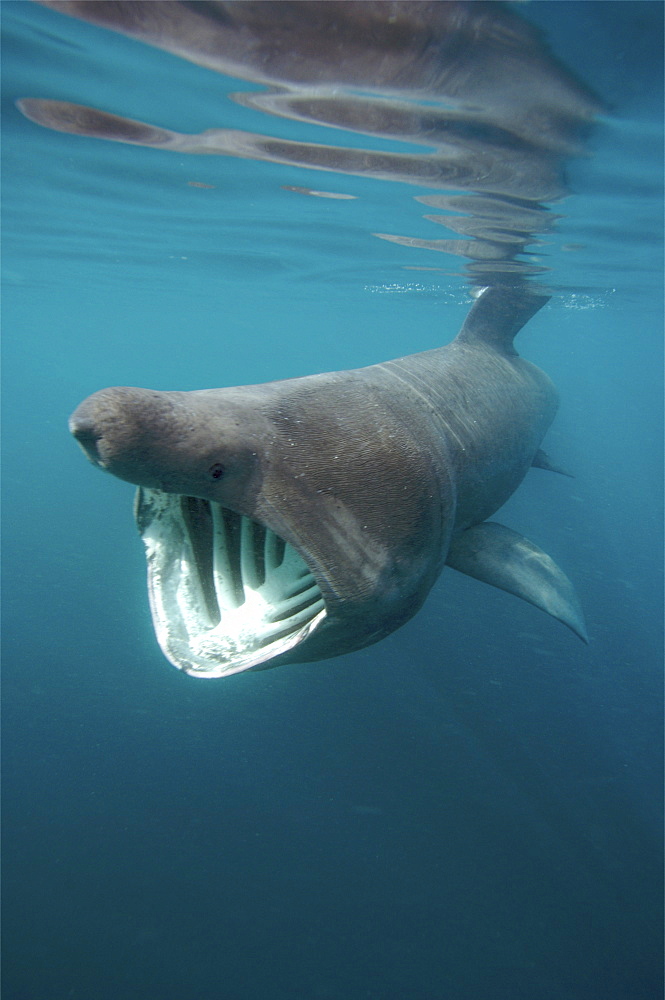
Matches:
[69,286,587,678]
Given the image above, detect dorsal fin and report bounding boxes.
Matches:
[455,285,551,356]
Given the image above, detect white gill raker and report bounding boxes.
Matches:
[265,544,325,621]
[281,595,325,632]
[182,497,223,629]
[265,584,325,626]
[256,601,327,645]
[264,524,286,573]
[281,569,318,601]
[211,503,243,609]
[240,513,263,592]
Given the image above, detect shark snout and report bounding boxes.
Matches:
[69,408,105,467]
[68,386,203,487]
[68,387,153,472]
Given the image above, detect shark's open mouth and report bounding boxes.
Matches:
[134,488,327,677]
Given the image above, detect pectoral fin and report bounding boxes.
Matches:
[446,522,588,642]
[532,448,574,478]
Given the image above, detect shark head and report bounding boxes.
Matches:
[69,376,450,677]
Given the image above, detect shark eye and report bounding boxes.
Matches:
[208,463,225,481]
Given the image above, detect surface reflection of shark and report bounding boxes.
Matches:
[19,0,603,283]
[70,286,587,678]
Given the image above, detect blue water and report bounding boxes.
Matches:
[2,3,663,998]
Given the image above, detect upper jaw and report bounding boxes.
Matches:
[135,487,327,677]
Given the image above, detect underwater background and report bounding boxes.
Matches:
[2,2,663,998]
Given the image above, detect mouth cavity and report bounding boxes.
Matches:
[134,488,326,677]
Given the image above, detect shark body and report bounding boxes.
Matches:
[70,286,587,678]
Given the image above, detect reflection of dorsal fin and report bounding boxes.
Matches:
[454,285,550,357]
[532,448,574,478]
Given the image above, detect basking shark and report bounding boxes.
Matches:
[69,285,587,678]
